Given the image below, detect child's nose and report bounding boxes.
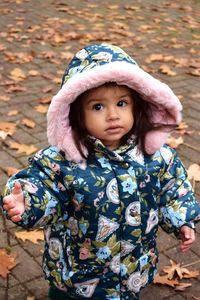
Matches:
[106,107,119,120]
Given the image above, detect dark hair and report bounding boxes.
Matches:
[69,84,175,159]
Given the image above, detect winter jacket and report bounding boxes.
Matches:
[2,142,200,299]
[1,44,200,299]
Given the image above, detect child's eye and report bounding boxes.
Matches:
[117,100,127,107]
[93,103,103,111]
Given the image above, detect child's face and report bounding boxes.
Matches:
[82,84,134,150]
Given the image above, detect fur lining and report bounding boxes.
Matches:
[47,61,182,162]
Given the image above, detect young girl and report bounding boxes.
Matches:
[1,44,200,300]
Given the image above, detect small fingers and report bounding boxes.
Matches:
[3,197,15,210]
[12,182,22,195]
[11,214,22,223]
[7,207,21,217]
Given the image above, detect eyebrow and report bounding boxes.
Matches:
[86,94,132,104]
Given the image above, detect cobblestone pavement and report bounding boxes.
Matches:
[0,0,200,299]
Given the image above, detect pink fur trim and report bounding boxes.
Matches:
[47,61,182,162]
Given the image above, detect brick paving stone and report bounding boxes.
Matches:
[25,277,49,299]
[141,284,173,300]
[156,229,178,252]
[11,128,40,145]
[8,274,21,288]
[0,288,6,300]
[8,285,30,300]
[10,245,43,283]
[0,231,9,248]
[0,151,24,169]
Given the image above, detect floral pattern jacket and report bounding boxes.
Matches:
[1,140,200,300]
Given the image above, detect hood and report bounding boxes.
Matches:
[47,43,182,162]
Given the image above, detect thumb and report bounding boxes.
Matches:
[180,226,191,240]
[12,182,22,195]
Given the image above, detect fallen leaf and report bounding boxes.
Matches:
[187,164,200,182]
[34,105,48,114]
[42,86,52,93]
[175,282,192,291]
[182,270,199,279]
[186,69,200,77]
[0,249,17,278]
[4,167,20,176]
[166,136,184,148]
[153,274,179,287]
[191,93,200,99]
[39,97,52,104]
[0,122,16,135]
[163,260,196,280]
[28,70,39,76]
[177,122,188,130]
[159,64,176,76]
[7,84,27,93]
[10,68,26,81]
[0,95,10,102]
[0,131,9,140]
[145,54,164,63]
[21,118,36,128]
[9,142,38,155]
[15,229,44,244]
[7,110,18,116]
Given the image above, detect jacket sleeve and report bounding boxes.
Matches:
[158,148,200,235]
[0,148,72,229]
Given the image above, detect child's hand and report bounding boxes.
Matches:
[179,225,195,252]
[3,182,25,223]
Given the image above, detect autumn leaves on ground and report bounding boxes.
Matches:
[0,1,200,299]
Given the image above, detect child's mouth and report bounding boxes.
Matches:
[106,126,122,134]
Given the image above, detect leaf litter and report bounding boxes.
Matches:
[154,260,199,291]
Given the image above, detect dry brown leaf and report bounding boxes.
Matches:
[186,69,200,77]
[106,4,119,9]
[7,110,18,116]
[4,167,20,176]
[0,95,10,102]
[182,270,199,279]
[9,142,38,155]
[177,122,188,130]
[159,64,176,76]
[39,97,52,104]
[28,70,39,76]
[0,249,17,278]
[0,121,16,135]
[162,260,196,280]
[0,43,6,51]
[175,282,192,291]
[0,131,9,140]
[42,86,52,93]
[174,58,188,67]
[191,93,200,99]
[34,105,48,114]
[10,68,26,81]
[145,54,163,63]
[15,229,44,244]
[7,84,27,93]
[21,118,36,128]
[187,164,200,182]
[153,274,179,287]
[27,297,35,300]
[166,136,184,148]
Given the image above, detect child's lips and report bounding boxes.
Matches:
[105,126,123,134]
